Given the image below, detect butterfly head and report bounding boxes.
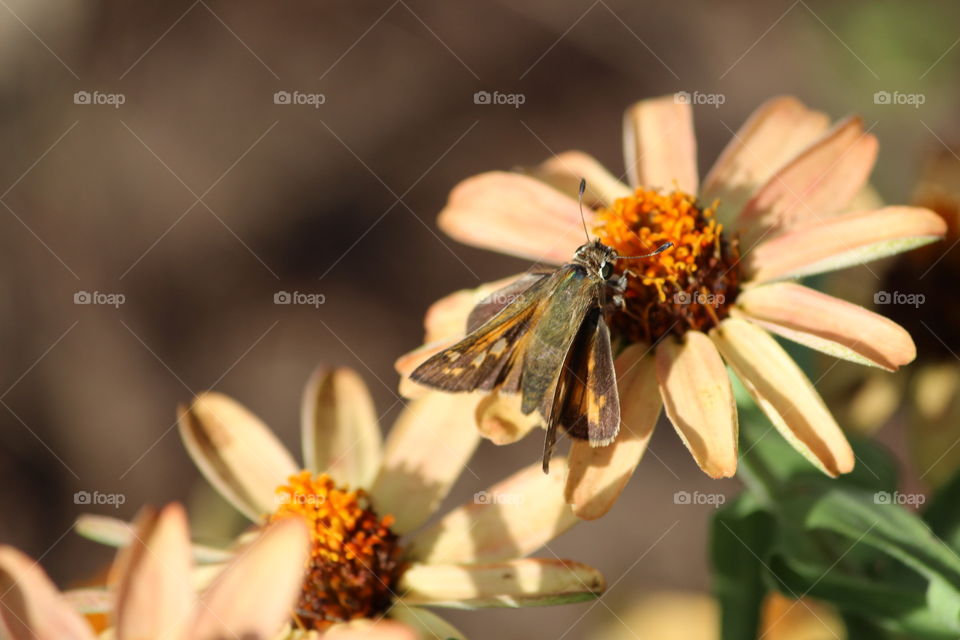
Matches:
[573,239,619,279]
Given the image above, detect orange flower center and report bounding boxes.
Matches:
[269,471,404,631]
[594,188,741,343]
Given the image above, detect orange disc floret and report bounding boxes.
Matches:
[270,471,404,631]
[595,188,741,343]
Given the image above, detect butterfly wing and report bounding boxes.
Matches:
[466,271,552,333]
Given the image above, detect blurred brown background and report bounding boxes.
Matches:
[1,1,958,637]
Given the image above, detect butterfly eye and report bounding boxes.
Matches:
[601,262,613,279]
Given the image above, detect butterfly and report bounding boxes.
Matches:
[410,180,671,472]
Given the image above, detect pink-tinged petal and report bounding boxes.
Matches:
[301,367,382,488]
[0,547,95,640]
[736,116,878,243]
[710,318,854,476]
[476,391,540,445]
[178,392,299,521]
[409,459,577,564]
[113,504,194,640]
[324,620,418,640]
[529,151,631,208]
[398,559,603,608]
[735,282,916,371]
[74,514,232,564]
[438,172,592,264]
[623,96,698,193]
[565,344,661,520]
[421,275,521,344]
[388,606,466,640]
[745,206,947,284]
[369,392,481,534]
[701,96,829,223]
[655,331,738,478]
[190,517,308,639]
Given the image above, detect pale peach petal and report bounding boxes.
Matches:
[421,275,521,344]
[190,518,308,639]
[178,392,299,521]
[409,459,577,564]
[655,331,738,478]
[476,391,540,445]
[529,151,631,208]
[710,318,854,476]
[113,504,194,640]
[398,559,603,608]
[369,392,481,534]
[623,96,698,193]
[745,206,947,284]
[301,367,382,489]
[438,172,592,264]
[74,514,233,564]
[737,116,878,243]
[701,96,829,223]
[565,344,661,520]
[735,282,916,371]
[324,619,418,640]
[388,605,466,640]
[0,546,95,640]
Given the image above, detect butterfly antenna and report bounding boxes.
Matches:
[620,241,674,259]
[577,178,591,242]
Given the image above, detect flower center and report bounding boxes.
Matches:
[269,471,404,631]
[594,188,741,343]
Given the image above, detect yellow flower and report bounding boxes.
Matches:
[398,95,946,519]
[78,368,603,639]
[0,503,308,640]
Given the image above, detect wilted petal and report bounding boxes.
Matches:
[388,606,466,640]
[74,514,234,564]
[369,392,481,534]
[746,206,947,284]
[476,391,540,445]
[655,331,738,478]
[409,459,577,564]
[736,116,877,243]
[178,392,299,521]
[399,559,603,608]
[0,546,95,640]
[701,96,829,223]
[565,344,661,520]
[190,518,308,639]
[735,282,916,370]
[113,504,194,640]
[623,96,698,193]
[438,172,592,264]
[301,367,382,489]
[528,151,631,207]
[710,318,854,476]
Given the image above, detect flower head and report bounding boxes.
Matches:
[399,95,947,519]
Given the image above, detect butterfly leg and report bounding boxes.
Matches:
[541,421,558,473]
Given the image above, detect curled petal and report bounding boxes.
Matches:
[655,332,738,478]
[438,172,592,264]
[178,393,298,521]
[528,151,631,208]
[623,96,698,193]
[565,344,661,520]
[409,459,577,564]
[301,367,382,488]
[745,206,947,284]
[735,282,916,370]
[710,318,854,476]
[399,559,603,608]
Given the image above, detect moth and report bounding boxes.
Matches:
[411,180,671,472]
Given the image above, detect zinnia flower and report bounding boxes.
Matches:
[78,367,602,638]
[0,503,308,640]
[398,94,947,519]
